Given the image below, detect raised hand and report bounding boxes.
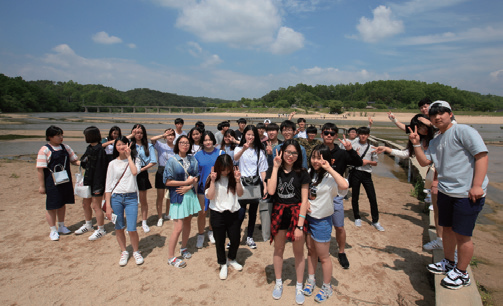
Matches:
[234,166,241,181]
[408,126,420,145]
[338,135,353,151]
[210,166,217,182]
[273,149,282,168]
[368,116,373,126]
[125,142,132,158]
[387,111,395,120]
[265,140,272,155]
[319,154,331,170]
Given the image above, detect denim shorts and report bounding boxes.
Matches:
[111,192,138,232]
[331,195,345,228]
[307,215,333,243]
[437,192,485,237]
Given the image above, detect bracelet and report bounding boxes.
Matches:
[299,214,306,219]
[413,144,421,147]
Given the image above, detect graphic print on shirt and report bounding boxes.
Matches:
[278,177,295,199]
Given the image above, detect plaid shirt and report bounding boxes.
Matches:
[270,202,308,243]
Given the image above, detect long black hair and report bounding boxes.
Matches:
[279,139,305,174]
[238,125,264,156]
[309,144,332,186]
[130,124,150,157]
[221,129,237,150]
[112,136,136,160]
[108,125,122,140]
[188,127,204,146]
[204,154,236,194]
[406,114,434,157]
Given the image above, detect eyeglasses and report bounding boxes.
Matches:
[284,150,299,157]
[178,142,190,146]
[323,131,336,136]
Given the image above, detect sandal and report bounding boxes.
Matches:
[169,257,187,268]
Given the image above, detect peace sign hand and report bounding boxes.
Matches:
[338,135,353,151]
[234,166,241,180]
[210,166,217,182]
[125,142,132,158]
[319,154,331,170]
[266,140,272,155]
[273,149,282,168]
[408,126,420,145]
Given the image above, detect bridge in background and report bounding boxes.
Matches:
[82,105,216,113]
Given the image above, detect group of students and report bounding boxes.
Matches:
[37,102,488,304]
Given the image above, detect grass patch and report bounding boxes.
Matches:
[410,178,426,201]
[470,257,482,268]
[10,173,19,178]
[0,134,41,140]
[477,282,494,306]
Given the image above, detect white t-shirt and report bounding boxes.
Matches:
[105,158,142,194]
[234,146,268,177]
[174,131,187,142]
[308,171,348,219]
[206,177,241,212]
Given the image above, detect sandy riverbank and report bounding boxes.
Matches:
[0,159,437,305]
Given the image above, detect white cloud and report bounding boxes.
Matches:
[400,26,503,45]
[356,6,404,43]
[155,0,304,54]
[490,69,503,80]
[127,43,137,49]
[390,0,469,16]
[186,42,223,67]
[270,27,305,54]
[92,31,123,44]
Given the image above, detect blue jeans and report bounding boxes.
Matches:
[111,193,138,232]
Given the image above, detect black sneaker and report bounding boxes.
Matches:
[338,253,350,269]
[441,268,471,289]
[427,258,454,275]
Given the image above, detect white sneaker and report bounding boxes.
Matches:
[49,231,60,241]
[58,226,71,235]
[208,231,215,244]
[372,222,385,232]
[119,251,129,266]
[423,238,443,251]
[246,237,257,249]
[227,259,243,271]
[157,218,163,227]
[429,205,434,211]
[219,264,228,280]
[196,234,204,249]
[75,224,92,235]
[133,251,144,265]
[142,224,150,233]
[354,219,362,227]
[88,229,106,241]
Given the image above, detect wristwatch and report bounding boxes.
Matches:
[296,225,304,230]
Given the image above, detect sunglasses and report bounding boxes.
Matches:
[323,131,336,136]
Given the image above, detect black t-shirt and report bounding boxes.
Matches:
[235,129,243,140]
[268,168,310,205]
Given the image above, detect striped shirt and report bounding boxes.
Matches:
[36,144,78,168]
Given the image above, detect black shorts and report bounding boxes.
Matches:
[136,170,152,191]
[279,206,292,230]
[155,167,167,189]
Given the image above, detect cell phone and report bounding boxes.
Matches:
[111,213,117,224]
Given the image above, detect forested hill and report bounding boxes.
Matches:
[1,73,502,112]
[253,81,503,112]
[0,74,232,112]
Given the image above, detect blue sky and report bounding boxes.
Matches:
[1,0,502,100]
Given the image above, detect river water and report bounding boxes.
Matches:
[1,112,501,209]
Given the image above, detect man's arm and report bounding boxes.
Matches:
[469,152,488,202]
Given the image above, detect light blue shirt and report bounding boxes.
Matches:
[425,124,489,198]
[136,143,157,167]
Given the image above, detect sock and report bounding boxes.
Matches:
[322,283,331,290]
[457,268,466,274]
[308,274,315,281]
[58,222,65,228]
[85,220,92,227]
[276,279,282,286]
[142,220,147,226]
[448,259,456,266]
[296,282,302,290]
[50,226,57,232]
[98,225,104,231]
